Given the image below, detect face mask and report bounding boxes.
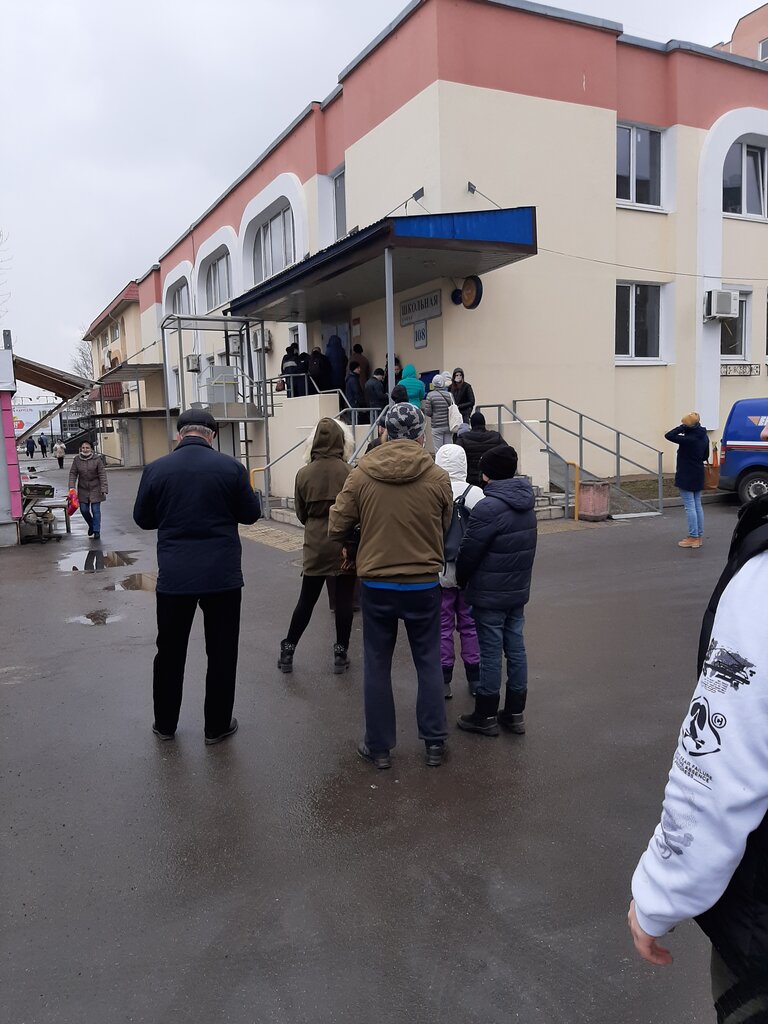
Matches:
[79,450,93,459]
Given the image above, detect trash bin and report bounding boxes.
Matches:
[577,481,610,521]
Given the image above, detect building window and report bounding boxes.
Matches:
[333,169,347,239]
[205,254,231,311]
[615,283,661,359]
[616,126,661,206]
[721,296,748,359]
[760,38,768,62]
[110,323,120,341]
[171,281,190,315]
[723,142,767,216]
[252,204,295,284]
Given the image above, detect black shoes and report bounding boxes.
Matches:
[442,665,453,700]
[425,742,445,767]
[205,718,239,746]
[457,693,500,736]
[464,661,480,696]
[498,710,526,734]
[278,639,295,673]
[357,741,391,770]
[87,528,94,537]
[93,532,100,540]
[498,691,527,734]
[152,724,175,740]
[333,643,350,674]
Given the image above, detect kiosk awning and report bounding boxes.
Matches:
[13,355,93,399]
[227,207,537,323]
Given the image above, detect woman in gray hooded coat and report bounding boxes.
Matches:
[68,440,108,538]
[421,374,457,452]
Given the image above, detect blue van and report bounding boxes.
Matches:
[719,398,768,503]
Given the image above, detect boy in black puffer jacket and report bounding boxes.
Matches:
[455,445,537,737]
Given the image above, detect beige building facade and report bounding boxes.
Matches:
[84,0,768,486]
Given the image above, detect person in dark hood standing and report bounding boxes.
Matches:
[68,440,108,539]
[456,445,537,737]
[665,413,709,549]
[449,368,475,423]
[308,347,333,393]
[352,343,370,387]
[325,335,348,393]
[455,411,506,486]
[132,410,262,745]
[278,418,355,675]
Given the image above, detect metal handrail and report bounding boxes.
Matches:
[479,400,664,513]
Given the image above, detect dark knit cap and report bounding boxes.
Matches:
[470,411,486,429]
[177,408,218,433]
[481,444,518,480]
[385,402,426,441]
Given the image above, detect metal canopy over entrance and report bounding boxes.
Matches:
[12,356,95,446]
[227,206,536,395]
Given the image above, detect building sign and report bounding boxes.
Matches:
[413,321,428,349]
[400,290,441,327]
[721,364,761,376]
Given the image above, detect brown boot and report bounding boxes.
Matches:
[678,537,697,548]
[691,537,703,549]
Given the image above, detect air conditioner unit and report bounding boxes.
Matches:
[185,353,201,373]
[228,337,241,355]
[705,289,739,319]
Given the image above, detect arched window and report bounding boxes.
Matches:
[170,280,190,315]
[252,205,294,284]
[723,140,767,217]
[205,254,231,310]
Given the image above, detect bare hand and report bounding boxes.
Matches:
[761,425,768,441]
[627,900,673,966]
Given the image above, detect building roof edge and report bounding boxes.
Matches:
[618,32,768,72]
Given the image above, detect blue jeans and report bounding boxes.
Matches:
[679,489,703,537]
[471,606,527,698]
[80,501,101,534]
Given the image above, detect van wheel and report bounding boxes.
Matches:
[738,471,768,504]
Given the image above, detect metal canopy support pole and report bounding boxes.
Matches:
[385,246,395,398]
[177,320,186,413]
[161,322,173,453]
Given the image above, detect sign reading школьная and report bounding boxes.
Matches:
[400,290,442,327]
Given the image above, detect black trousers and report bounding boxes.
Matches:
[153,589,241,738]
[361,584,447,752]
[57,457,64,469]
[286,574,354,648]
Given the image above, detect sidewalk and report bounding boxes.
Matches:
[1,465,730,1022]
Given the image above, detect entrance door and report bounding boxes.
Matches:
[321,322,350,357]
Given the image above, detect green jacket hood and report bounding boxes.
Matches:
[401,363,417,380]
[358,439,435,483]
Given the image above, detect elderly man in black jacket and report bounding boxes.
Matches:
[456,445,537,737]
[133,410,262,744]
[456,411,506,486]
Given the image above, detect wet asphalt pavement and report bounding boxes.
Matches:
[1,464,738,1022]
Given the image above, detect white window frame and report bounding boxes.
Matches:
[615,282,663,363]
[332,168,347,239]
[110,323,120,342]
[171,281,190,316]
[720,291,751,362]
[252,204,295,285]
[205,253,231,311]
[616,124,662,209]
[723,142,768,219]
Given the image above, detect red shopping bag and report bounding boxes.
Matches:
[66,489,79,516]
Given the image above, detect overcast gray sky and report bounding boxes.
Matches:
[0,0,758,375]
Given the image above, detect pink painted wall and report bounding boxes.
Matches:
[1,391,22,520]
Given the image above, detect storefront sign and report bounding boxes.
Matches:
[400,290,441,327]
[413,321,428,349]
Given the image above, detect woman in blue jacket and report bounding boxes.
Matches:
[665,412,709,549]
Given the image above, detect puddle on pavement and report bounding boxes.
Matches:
[104,572,157,592]
[66,609,124,626]
[58,550,138,573]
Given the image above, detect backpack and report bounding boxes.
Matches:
[443,484,473,564]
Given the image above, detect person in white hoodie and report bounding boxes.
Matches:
[629,496,768,1021]
[434,444,484,699]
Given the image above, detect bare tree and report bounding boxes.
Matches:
[71,338,95,380]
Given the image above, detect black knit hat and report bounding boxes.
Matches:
[480,444,518,480]
[470,411,486,429]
